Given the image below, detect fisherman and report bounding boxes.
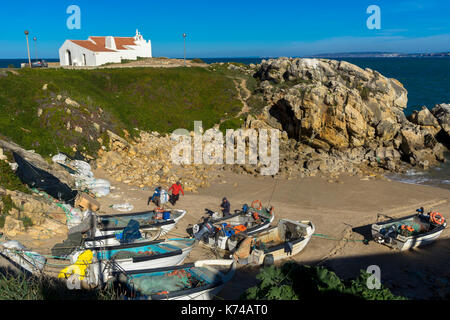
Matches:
[168,181,184,205]
[148,186,162,207]
[220,197,231,217]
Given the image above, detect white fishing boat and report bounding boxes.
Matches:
[232,219,315,265]
[69,238,195,273]
[0,241,46,274]
[189,201,275,250]
[94,209,187,240]
[371,211,446,251]
[112,259,236,300]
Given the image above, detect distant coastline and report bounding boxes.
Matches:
[1,52,450,68]
[308,51,450,58]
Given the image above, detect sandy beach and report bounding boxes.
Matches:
[86,169,450,299]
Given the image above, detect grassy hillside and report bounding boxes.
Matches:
[0,67,243,157]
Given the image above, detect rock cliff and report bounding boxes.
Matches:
[243,57,448,176]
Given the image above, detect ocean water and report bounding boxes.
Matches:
[0,58,59,68]
[385,153,450,190]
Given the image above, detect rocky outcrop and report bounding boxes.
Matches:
[95,131,215,193]
[0,139,76,187]
[408,106,441,135]
[0,187,66,238]
[244,57,447,176]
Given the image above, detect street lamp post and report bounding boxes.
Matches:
[33,36,38,61]
[24,30,31,68]
[183,33,187,67]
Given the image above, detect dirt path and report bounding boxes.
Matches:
[234,79,251,117]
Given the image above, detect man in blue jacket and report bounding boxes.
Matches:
[220,197,231,217]
[148,186,162,207]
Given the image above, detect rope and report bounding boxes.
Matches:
[267,177,279,206]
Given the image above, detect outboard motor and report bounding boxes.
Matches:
[194,218,216,241]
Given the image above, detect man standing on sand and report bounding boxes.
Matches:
[169,181,184,205]
[220,197,231,217]
[148,186,162,207]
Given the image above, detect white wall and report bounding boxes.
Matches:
[59,40,97,66]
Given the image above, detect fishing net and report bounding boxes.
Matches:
[129,269,207,295]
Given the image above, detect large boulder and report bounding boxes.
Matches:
[247,58,447,174]
[255,58,408,151]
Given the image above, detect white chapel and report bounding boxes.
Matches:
[58,29,152,67]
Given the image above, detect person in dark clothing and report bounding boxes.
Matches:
[169,181,184,205]
[220,197,231,217]
[148,186,162,207]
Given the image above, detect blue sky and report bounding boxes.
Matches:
[0,0,449,58]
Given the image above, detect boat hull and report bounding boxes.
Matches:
[246,220,315,265]
[119,260,236,301]
[102,245,193,272]
[371,214,446,251]
[197,213,275,250]
[92,210,186,240]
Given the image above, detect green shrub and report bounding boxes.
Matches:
[219,117,245,134]
[359,86,371,101]
[0,194,16,215]
[191,58,206,64]
[0,272,120,300]
[241,263,407,300]
[20,215,33,229]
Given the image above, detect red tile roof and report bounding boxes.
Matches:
[70,40,116,52]
[70,36,137,52]
[113,37,137,50]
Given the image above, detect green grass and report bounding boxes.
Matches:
[191,58,206,64]
[219,116,246,134]
[0,271,120,300]
[0,158,31,194]
[0,67,243,157]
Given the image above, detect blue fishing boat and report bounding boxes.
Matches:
[94,209,186,240]
[70,238,195,272]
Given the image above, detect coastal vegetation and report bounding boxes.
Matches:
[0,270,119,300]
[241,263,407,300]
[0,67,243,157]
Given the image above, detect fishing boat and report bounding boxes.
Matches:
[112,260,236,300]
[232,219,315,265]
[94,209,187,240]
[371,210,446,251]
[69,238,195,272]
[189,201,275,250]
[0,241,47,274]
